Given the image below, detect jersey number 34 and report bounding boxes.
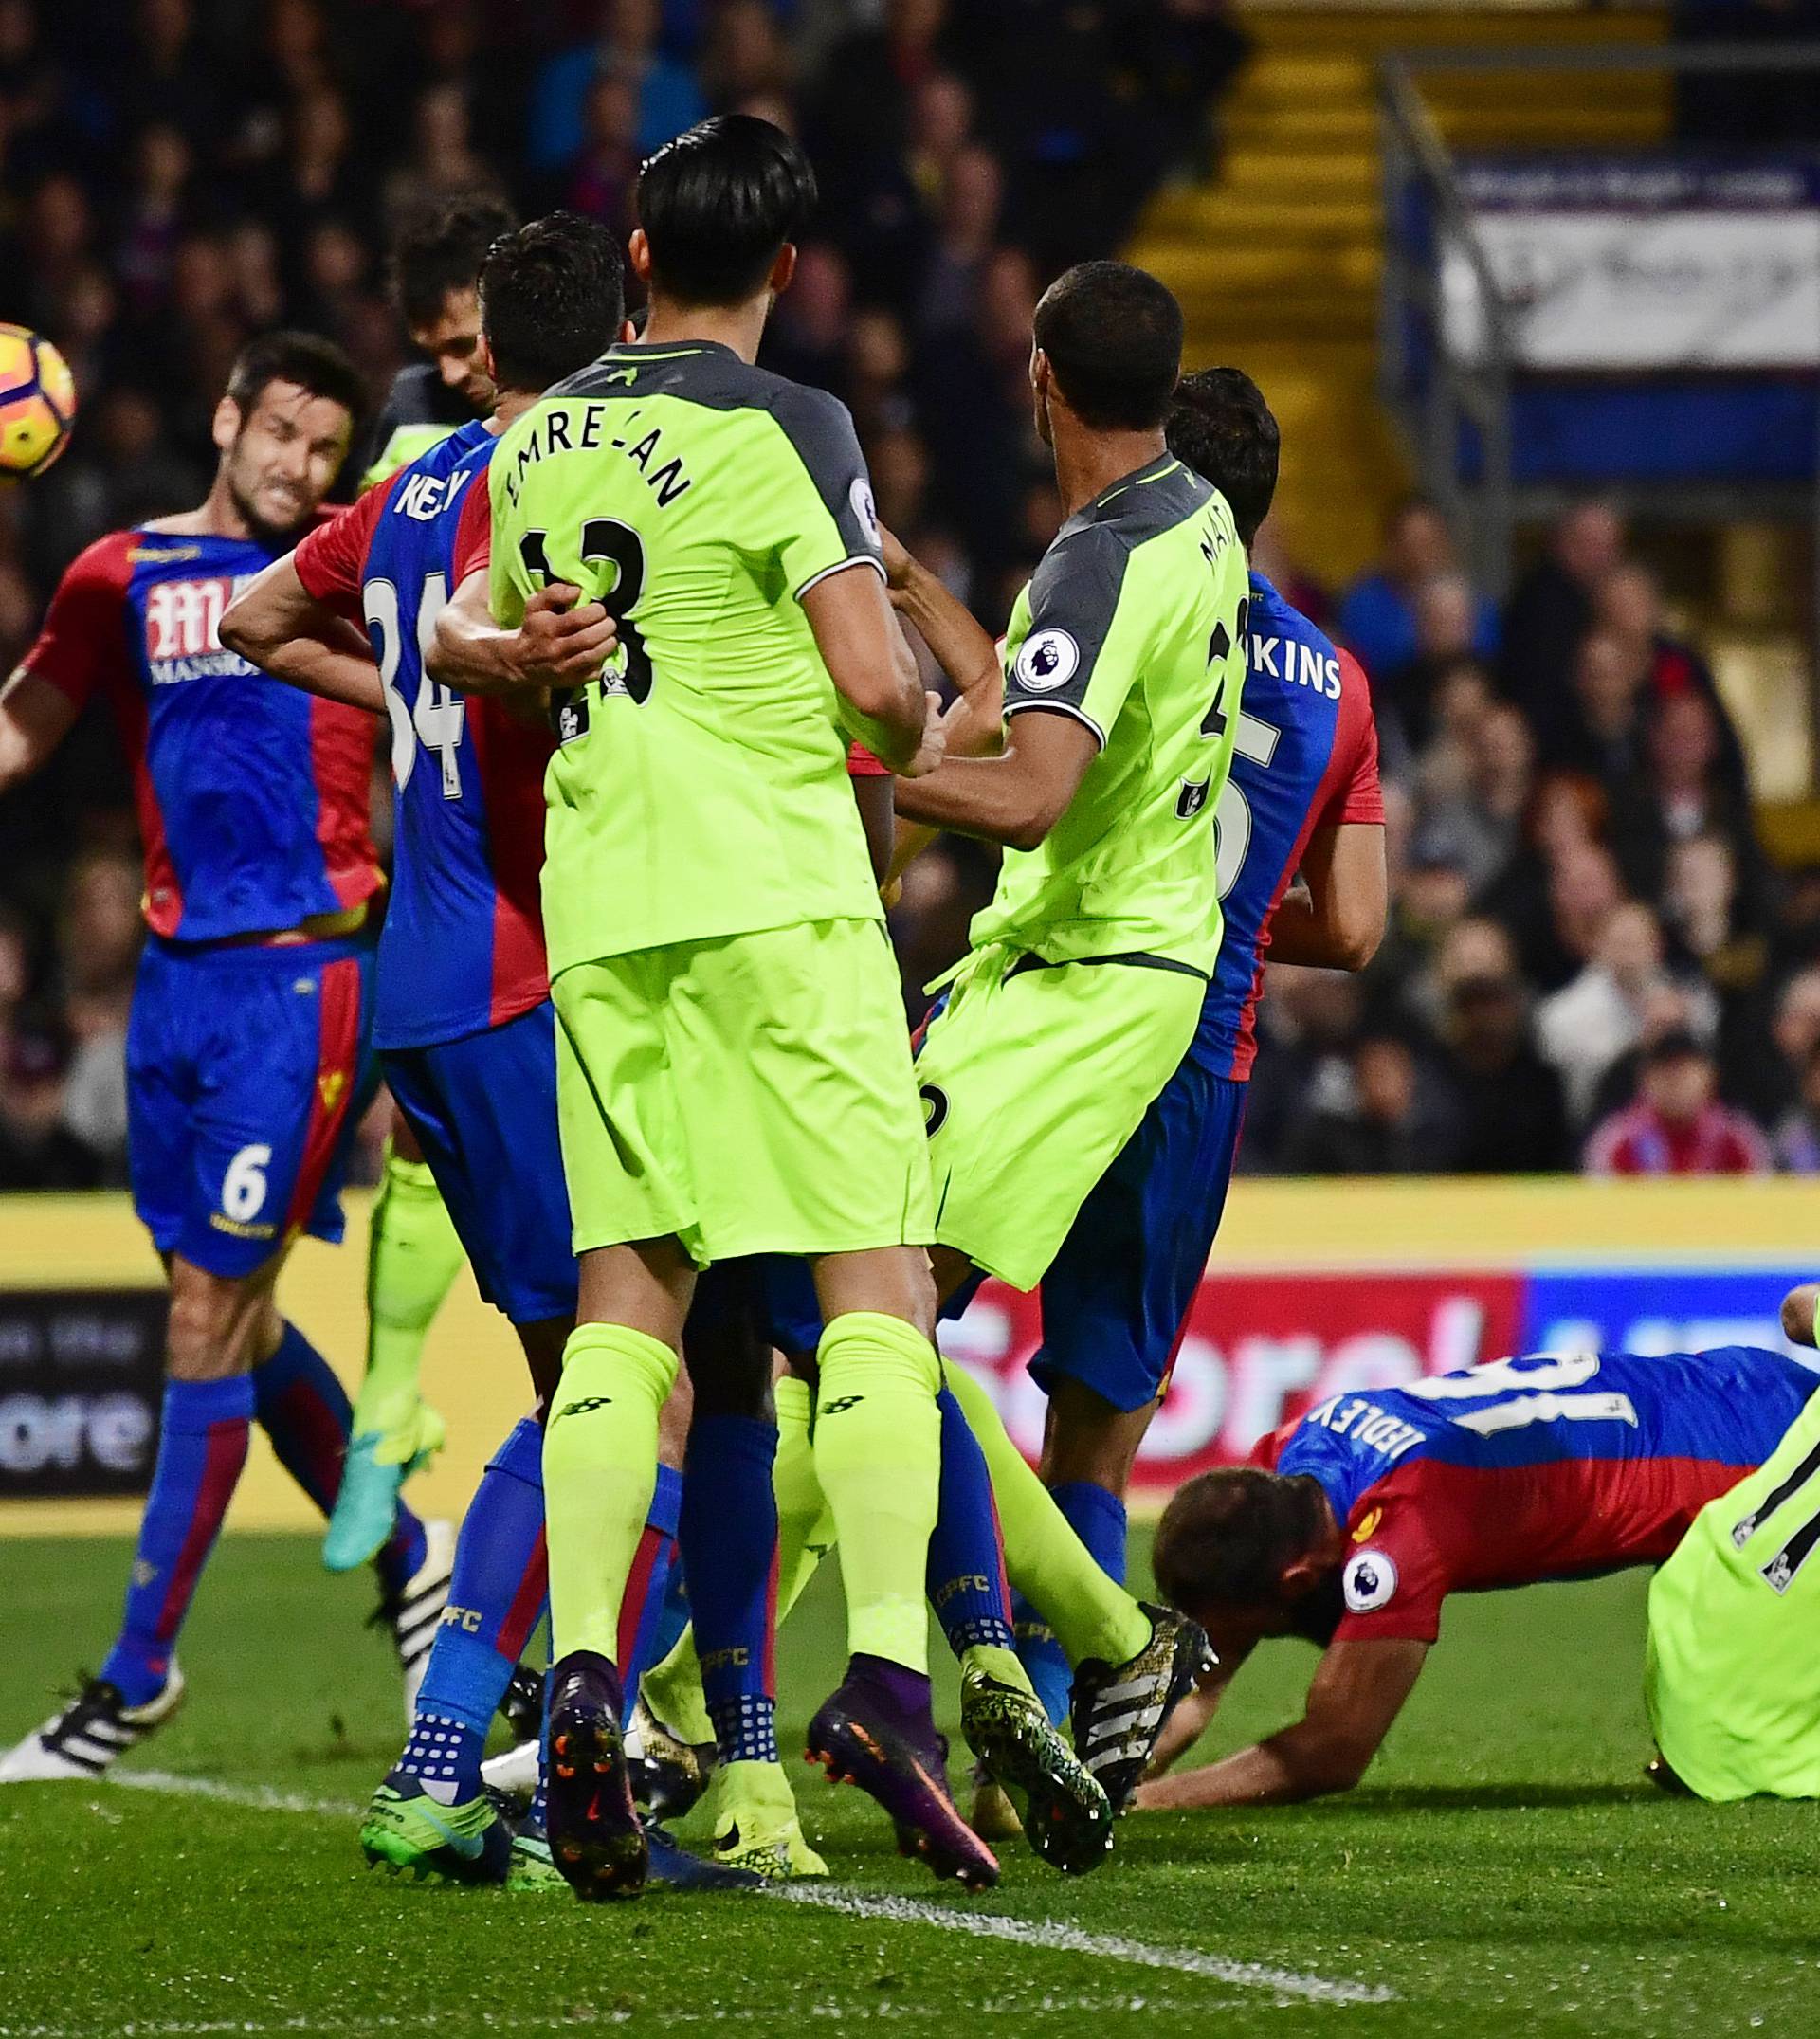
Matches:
[365,573,465,801]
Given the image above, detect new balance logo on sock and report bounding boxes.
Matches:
[553,1395,614,1422]
[821,1395,864,1416]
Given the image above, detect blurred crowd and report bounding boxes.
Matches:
[0,0,1809,1188]
[0,0,1245,1190]
[1224,497,1817,1182]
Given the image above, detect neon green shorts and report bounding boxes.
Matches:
[552,917,935,1267]
[912,944,1204,1291]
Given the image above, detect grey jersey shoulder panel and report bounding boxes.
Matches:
[1061,454,1214,552]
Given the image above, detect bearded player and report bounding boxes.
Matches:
[0,334,449,1784]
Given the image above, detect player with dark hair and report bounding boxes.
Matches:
[452,114,1008,1901]
[218,217,724,1893]
[1138,1343,1817,1809]
[364,196,520,487]
[0,332,451,1785]
[331,194,528,1578]
[984,368,1387,1749]
[875,264,1247,1812]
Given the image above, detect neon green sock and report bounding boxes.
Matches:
[640,1627,711,1745]
[813,1312,940,1673]
[357,1143,464,1439]
[640,1374,833,1743]
[941,1358,1151,1668]
[543,1323,678,1665]
[774,1372,835,1622]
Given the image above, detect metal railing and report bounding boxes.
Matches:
[1377,39,1820,602]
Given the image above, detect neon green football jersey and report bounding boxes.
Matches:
[1646,1381,1820,1800]
[487,339,888,973]
[968,453,1247,974]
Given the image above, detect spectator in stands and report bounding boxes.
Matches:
[1435,964,1574,1174]
[1548,628,1648,787]
[1338,496,1497,688]
[54,847,136,1183]
[1538,899,1670,1126]
[0,903,98,1192]
[1584,1031,1772,1177]
[1596,561,1747,792]
[1611,690,1763,910]
[1416,701,1533,896]
[526,0,706,171]
[1756,964,1820,1129]
[1501,497,1626,750]
[1357,825,1472,1031]
[1240,966,1366,1173]
[1773,1041,1820,1174]
[1281,1025,1450,1175]
[537,72,639,231]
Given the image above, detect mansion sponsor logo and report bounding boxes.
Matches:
[142,574,260,684]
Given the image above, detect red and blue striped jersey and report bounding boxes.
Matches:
[20,526,382,941]
[295,419,551,1051]
[1196,574,1382,1081]
[1254,1347,1816,1644]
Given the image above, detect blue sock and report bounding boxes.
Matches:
[928,1385,1017,1658]
[1014,1478,1130,1725]
[253,1320,428,1592]
[100,1375,254,1706]
[404,1416,546,1795]
[620,1462,682,1722]
[679,1415,778,1767]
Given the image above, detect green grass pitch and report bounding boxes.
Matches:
[2,1531,1817,2038]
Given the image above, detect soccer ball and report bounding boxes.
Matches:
[0,325,76,479]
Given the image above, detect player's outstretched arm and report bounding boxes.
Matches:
[802,564,930,774]
[1133,1637,1428,1810]
[1265,822,1388,972]
[426,570,617,700]
[892,705,1098,853]
[1781,1284,1820,1349]
[220,558,386,716]
[0,669,79,795]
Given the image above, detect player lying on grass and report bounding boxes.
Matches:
[224,216,735,1895]
[0,334,455,1786]
[331,194,525,1577]
[1644,1285,1820,1802]
[1138,1342,1818,1809]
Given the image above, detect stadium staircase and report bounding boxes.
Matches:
[1126,3,1670,585]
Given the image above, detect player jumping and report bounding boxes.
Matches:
[330,193,525,1574]
[467,116,991,1900]
[0,335,449,1784]
[1140,1343,1816,1808]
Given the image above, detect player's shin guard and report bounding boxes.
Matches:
[680,1414,780,1768]
[928,1385,1018,1659]
[941,1359,1150,1672]
[252,1320,428,1593]
[1015,1483,1128,1725]
[99,1375,253,1706]
[360,1142,464,1432]
[403,1416,547,1796]
[813,1313,941,1674]
[543,1324,677,1666]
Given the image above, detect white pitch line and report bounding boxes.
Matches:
[775,1886,1394,2007]
[89,1770,1394,2011]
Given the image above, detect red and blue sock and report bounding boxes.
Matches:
[399,1415,547,1797]
[679,1414,778,1767]
[100,1374,254,1707]
[927,1383,1017,1658]
[1014,1478,1129,1724]
[252,1320,426,1593]
[620,1461,683,1720]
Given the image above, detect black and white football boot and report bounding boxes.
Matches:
[370,1518,455,1721]
[1070,1604,1216,1811]
[0,1666,187,1782]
